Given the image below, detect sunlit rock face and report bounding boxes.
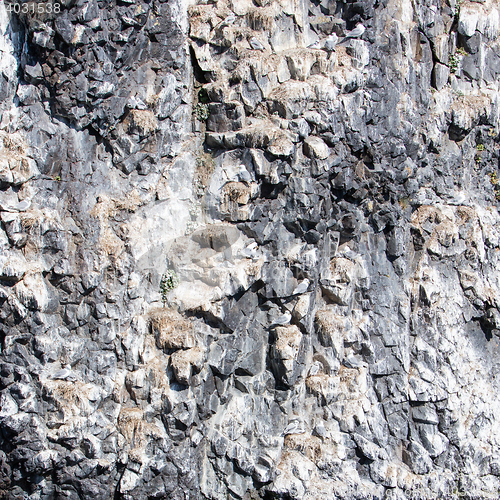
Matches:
[1,0,500,498]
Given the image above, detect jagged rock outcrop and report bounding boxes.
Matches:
[1,0,500,499]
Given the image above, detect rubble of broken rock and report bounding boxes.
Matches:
[1,0,500,499]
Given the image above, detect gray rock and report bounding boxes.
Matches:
[433,63,449,90]
[207,102,246,132]
[289,118,310,139]
[387,227,405,258]
[404,441,433,474]
[1,0,500,498]
[304,136,330,160]
[241,81,263,112]
[462,54,480,81]
[24,63,43,83]
[54,14,76,44]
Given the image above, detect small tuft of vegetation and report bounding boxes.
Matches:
[489,172,500,201]
[476,143,485,151]
[449,54,459,73]
[145,92,161,108]
[449,46,468,73]
[186,200,202,234]
[195,102,210,121]
[398,197,410,210]
[160,270,179,306]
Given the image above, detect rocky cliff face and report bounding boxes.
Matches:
[1,0,500,498]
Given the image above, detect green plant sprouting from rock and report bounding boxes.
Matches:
[160,270,180,305]
[449,47,467,74]
[489,172,500,201]
[449,54,459,73]
[195,102,210,121]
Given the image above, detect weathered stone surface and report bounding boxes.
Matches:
[0,0,500,498]
[303,136,330,160]
[432,62,449,91]
[206,102,246,133]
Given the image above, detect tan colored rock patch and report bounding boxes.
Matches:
[150,309,195,350]
[171,347,205,384]
[284,433,322,461]
[306,373,339,405]
[117,407,164,449]
[315,309,349,358]
[274,325,302,360]
[128,109,158,135]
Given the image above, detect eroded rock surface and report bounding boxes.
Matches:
[1,0,500,499]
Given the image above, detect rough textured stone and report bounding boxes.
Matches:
[0,0,499,499]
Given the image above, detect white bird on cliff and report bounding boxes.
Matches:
[16,200,31,211]
[292,278,310,295]
[283,419,306,436]
[324,34,338,52]
[51,364,78,382]
[341,23,365,41]
[308,360,323,376]
[240,241,258,259]
[127,95,147,110]
[271,310,292,326]
[307,39,322,49]
[249,36,265,51]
